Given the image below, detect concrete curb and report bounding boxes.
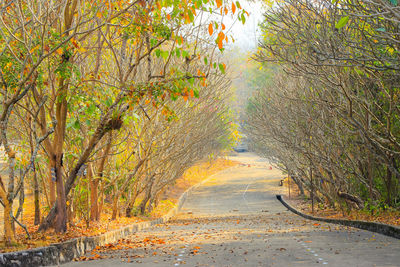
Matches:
[276,195,400,240]
[0,211,176,267]
[0,165,238,267]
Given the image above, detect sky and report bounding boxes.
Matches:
[227,0,267,51]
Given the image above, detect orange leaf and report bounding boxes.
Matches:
[96,11,102,18]
[29,45,40,54]
[56,48,63,55]
[224,7,228,15]
[208,23,213,36]
[217,31,225,49]
[218,38,223,49]
[167,14,171,20]
[221,23,226,30]
[232,2,236,14]
[216,0,222,8]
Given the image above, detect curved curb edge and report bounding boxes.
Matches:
[0,165,238,267]
[276,194,400,240]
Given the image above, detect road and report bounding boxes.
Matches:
[62,153,400,267]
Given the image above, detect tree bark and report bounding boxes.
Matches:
[3,198,15,245]
[89,170,99,221]
[33,167,40,225]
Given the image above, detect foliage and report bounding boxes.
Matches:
[0,0,245,245]
[246,0,400,212]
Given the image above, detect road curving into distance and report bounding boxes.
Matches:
[62,152,400,267]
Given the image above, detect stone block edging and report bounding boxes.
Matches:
[0,211,176,267]
[276,194,400,240]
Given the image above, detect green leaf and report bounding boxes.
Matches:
[390,0,398,6]
[188,10,194,23]
[175,48,181,58]
[193,88,199,98]
[236,1,241,9]
[73,119,80,130]
[335,16,349,29]
[241,13,246,25]
[160,50,169,60]
[204,56,208,65]
[87,104,96,115]
[150,38,157,47]
[182,50,189,58]
[219,63,226,74]
[155,49,161,58]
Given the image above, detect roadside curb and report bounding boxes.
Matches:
[276,195,400,240]
[0,165,237,267]
[0,209,177,267]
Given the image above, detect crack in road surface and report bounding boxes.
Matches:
[63,153,400,267]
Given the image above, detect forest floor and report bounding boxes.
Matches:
[0,157,238,253]
[282,180,400,227]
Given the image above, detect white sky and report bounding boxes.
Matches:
[227,0,266,51]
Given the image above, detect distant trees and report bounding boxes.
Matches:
[0,0,244,245]
[247,0,400,212]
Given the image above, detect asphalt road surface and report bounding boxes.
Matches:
[62,153,400,267]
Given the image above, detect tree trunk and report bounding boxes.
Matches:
[91,132,112,221]
[3,198,15,245]
[139,182,153,215]
[52,87,68,233]
[111,196,119,220]
[90,175,99,221]
[54,162,67,232]
[386,164,393,205]
[337,191,364,209]
[33,167,40,225]
[48,162,56,206]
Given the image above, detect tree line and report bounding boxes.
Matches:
[246,0,400,213]
[0,0,245,245]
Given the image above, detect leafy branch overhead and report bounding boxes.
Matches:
[0,0,243,245]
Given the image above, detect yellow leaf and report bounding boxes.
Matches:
[78,46,86,53]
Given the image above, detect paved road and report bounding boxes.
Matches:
[63,153,400,267]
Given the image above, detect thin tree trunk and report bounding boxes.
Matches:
[89,167,99,221]
[48,163,56,206]
[3,198,15,245]
[33,167,40,225]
